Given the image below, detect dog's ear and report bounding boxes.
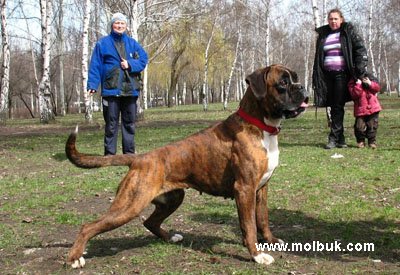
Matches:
[245,66,270,99]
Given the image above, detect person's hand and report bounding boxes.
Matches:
[120,58,129,70]
[88,89,97,94]
[356,79,362,85]
[362,77,371,86]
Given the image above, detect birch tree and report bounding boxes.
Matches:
[57,0,66,116]
[20,5,40,114]
[366,0,377,75]
[311,0,321,28]
[0,0,10,124]
[82,0,92,122]
[129,0,145,118]
[38,0,54,123]
[223,29,241,110]
[397,62,400,96]
[168,33,190,107]
[262,0,271,66]
[202,14,218,111]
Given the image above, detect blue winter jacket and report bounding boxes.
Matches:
[87,30,148,97]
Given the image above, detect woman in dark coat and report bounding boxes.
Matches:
[312,8,368,149]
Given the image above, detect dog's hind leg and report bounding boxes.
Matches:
[68,177,159,268]
[256,185,283,244]
[143,189,185,242]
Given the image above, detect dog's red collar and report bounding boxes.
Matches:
[237,108,280,135]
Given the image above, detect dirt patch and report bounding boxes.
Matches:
[1,188,399,274]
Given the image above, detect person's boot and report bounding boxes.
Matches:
[336,142,348,148]
[324,140,337,149]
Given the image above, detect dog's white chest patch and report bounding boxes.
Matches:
[258,133,279,189]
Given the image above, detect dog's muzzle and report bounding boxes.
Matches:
[283,86,309,119]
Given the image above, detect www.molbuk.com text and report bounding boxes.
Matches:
[256,241,375,252]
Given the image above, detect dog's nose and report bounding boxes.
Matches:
[301,86,309,97]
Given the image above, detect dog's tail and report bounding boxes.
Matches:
[65,126,135,168]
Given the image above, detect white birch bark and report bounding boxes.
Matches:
[303,31,311,92]
[20,5,39,114]
[262,0,271,65]
[0,0,10,124]
[143,67,148,109]
[129,0,139,40]
[202,16,217,111]
[129,0,145,118]
[82,0,92,122]
[182,81,186,105]
[220,79,224,103]
[38,0,54,123]
[398,62,400,96]
[311,0,321,29]
[76,82,81,113]
[367,0,376,76]
[58,0,66,116]
[377,39,382,80]
[382,47,390,95]
[238,49,244,100]
[223,29,241,110]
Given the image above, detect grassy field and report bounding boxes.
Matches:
[0,97,399,274]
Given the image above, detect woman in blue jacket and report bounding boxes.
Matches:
[88,12,148,155]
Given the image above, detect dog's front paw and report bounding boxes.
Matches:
[253,253,274,265]
[170,233,183,243]
[71,257,85,268]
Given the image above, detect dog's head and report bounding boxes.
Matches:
[245,64,309,119]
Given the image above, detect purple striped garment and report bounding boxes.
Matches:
[323,32,345,71]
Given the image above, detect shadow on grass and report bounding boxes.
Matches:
[72,209,399,263]
[268,209,400,262]
[85,233,248,262]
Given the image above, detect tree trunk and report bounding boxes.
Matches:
[0,0,10,125]
[38,0,55,124]
[311,0,321,28]
[21,4,40,116]
[223,29,241,110]
[262,0,271,65]
[142,67,148,109]
[58,0,66,116]
[202,15,218,111]
[129,0,145,119]
[82,0,93,122]
[397,61,400,97]
[168,44,189,108]
[383,47,390,95]
[367,0,377,76]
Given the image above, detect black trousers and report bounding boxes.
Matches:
[102,96,137,155]
[354,112,379,144]
[324,71,350,144]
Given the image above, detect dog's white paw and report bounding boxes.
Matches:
[170,233,183,243]
[277,238,285,244]
[71,256,85,269]
[253,253,275,265]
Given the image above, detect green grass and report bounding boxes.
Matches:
[0,97,399,274]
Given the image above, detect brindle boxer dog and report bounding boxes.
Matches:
[65,64,308,268]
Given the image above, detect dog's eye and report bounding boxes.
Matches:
[279,79,288,86]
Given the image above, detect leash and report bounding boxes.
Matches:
[112,40,134,83]
[237,108,280,135]
[112,40,143,92]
